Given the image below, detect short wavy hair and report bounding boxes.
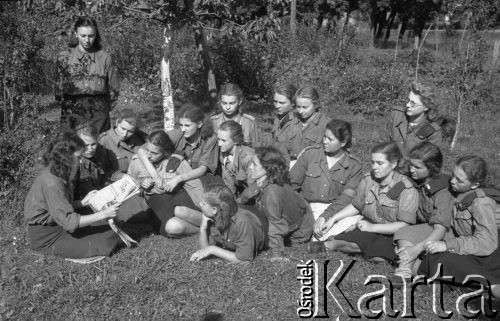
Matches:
[371,142,402,165]
[410,82,438,121]
[148,130,175,155]
[178,103,214,139]
[203,184,238,233]
[254,146,289,186]
[44,131,85,183]
[326,119,353,149]
[455,155,488,186]
[409,142,443,178]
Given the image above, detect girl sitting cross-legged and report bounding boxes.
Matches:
[391,142,454,285]
[190,184,267,263]
[128,130,204,237]
[416,155,500,297]
[24,132,122,259]
[317,142,419,263]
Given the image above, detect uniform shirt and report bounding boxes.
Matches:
[445,189,498,256]
[271,110,298,163]
[290,147,363,207]
[127,154,204,202]
[98,128,147,173]
[167,128,219,174]
[384,106,443,159]
[209,207,266,261]
[55,47,119,101]
[256,181,311,256]
[287,111,330,160]
[75,145,124,200]
[211,113,259,147]
[219,145,255,196]
[352,172,418,224]
[24,168,80,233]
[415,178,454,228]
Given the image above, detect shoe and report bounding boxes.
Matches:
[308,241,326,253]
[390,274,412,289]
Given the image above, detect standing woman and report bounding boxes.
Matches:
[55,16,119,133]
[317,142,418,263]
[24,132,122,259]
[287,85,330,167]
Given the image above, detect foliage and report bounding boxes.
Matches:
[0,4,45,129]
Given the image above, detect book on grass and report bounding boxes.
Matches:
[85,175,139,248]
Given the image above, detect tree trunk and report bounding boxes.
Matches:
[290,0,297,36]
[335,11,351,64]
[161,27,175,132]
[194,23,217,110]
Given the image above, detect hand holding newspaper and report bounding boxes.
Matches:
[86,175,140,248]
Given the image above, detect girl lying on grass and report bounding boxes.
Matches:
[24,132,122,259]
[391,142,454,285]
[317,142,418,263]
[128,130,204,237]
[251,147,314,261]
[416,155,500,297]
[190,184,267,263]
[290,119,363,238]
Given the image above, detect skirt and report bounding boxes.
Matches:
[335,229,397,263]
[28,224,121,259]
[417,246,500,285]
[60,94,111,133]
[147,189,200,236]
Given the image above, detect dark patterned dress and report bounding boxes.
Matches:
[55,47,119,133]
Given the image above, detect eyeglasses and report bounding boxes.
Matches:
[408,101,424,108]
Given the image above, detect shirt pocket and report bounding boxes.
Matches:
[454,209,473,226]
[379,197,399,222]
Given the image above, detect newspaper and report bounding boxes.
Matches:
[86,175,139,248]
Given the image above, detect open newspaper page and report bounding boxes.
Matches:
[86,175,140,247]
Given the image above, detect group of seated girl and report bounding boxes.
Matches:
[24,81,500,296]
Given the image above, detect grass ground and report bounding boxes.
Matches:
[1,20,500,320]
[1,89,499,320]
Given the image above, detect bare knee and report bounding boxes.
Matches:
[164,218,185,237]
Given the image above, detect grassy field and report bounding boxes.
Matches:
[1,18,500,320]
[1,91,499,320]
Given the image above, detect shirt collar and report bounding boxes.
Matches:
[72,46,96,62]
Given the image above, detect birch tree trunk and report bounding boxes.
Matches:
[161,26,175,131]
[290,0,297,36]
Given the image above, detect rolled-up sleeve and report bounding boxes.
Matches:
[428,189,454,229]
[261,186,288,256]
[44,182,80,233]
[198,135,219,173]
[105,55,119,102]
[351,176,369,212]
[446,198,498,256]
[233,219,257,261]
[397,187,418,224]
